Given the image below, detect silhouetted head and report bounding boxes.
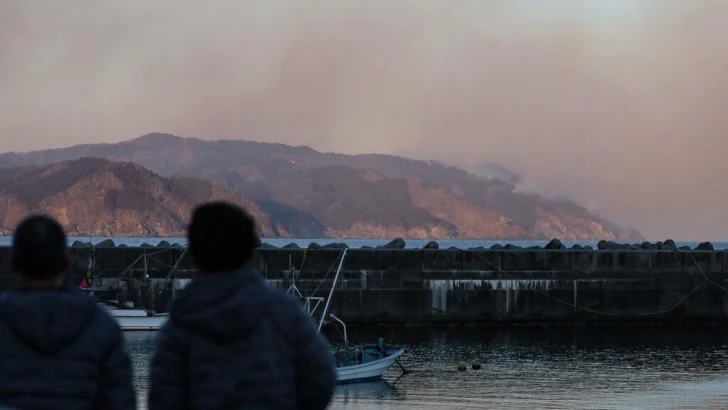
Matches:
[187,202,259,273]
[12,215,70,282]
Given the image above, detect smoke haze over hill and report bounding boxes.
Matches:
[1,0,726,240]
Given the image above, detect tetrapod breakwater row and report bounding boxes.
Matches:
[66,237,719,251]
[0,238,726,326]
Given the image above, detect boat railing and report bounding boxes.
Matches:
[328,313,348,345]
[287,276,326,317]
[302,296,325,317]
[286,248,348,329]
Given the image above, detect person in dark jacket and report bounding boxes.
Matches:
[0,215,136,410]
[148,202,336,410]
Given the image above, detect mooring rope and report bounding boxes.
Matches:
[685,251,728,292]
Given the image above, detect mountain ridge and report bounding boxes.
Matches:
[0,157,292,237]
[0,133,644,240]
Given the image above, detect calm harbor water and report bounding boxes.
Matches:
[128,328,728,409]
[0,236,725,250]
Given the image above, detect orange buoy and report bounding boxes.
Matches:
[457,362,467,371]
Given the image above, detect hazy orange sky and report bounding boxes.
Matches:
[1,0,726,241]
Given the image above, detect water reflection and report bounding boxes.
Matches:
[335,380,406,407]
[126,327,728,409]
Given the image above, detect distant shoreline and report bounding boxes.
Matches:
[0,236,725,250]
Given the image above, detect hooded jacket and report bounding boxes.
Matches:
[148,268,336,410]
[0,288,136,410]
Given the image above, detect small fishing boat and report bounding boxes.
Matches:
[78,245,174,332]
[333,341,406,383]
[81,289,167,331]
[289,249,408,383]
[327,314,406,383]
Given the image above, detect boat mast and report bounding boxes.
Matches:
[317,248,347,332]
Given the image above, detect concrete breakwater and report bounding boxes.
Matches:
[0,239,726,325]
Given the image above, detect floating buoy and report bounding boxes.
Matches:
[472,363,481,370]
[457,362,467,371]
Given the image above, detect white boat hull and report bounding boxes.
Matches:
[114,315,168,331]
[102,307,168,331]
[336,348,405,384]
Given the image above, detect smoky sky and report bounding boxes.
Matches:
[1,0,727,241]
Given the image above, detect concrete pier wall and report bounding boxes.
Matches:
[1,246,727,325]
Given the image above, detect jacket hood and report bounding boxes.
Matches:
[0,288,97,356]
[170,268,275,343]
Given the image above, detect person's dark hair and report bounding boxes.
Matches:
[187,202,259,273]
[12,215,69,280]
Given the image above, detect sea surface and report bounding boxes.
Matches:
[0,237,726,250]
[128,327,728,409]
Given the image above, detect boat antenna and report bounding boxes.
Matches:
[317,248,347,332]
